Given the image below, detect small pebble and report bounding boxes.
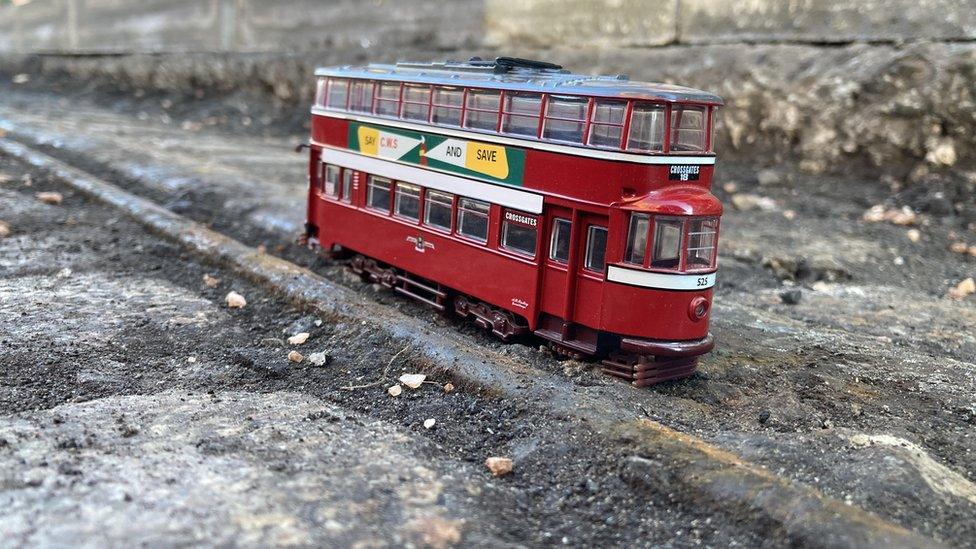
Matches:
[399,373,426,389]
[388,384,402,397]
[225,291,247,308]
[307,352,330,366]
[485,457,514,477]
[287,350,304,363]
[423,418,436,429]
[36,191,63,205]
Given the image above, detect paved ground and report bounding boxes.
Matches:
[1,154,772,547]
[1,85,976,546]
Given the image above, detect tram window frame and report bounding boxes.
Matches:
[624,213,650,265]
[549,218,572,264]
[431,86,464,127]
[456,197,490,243]
[542,95,588,144]
[587,99,627,149]
[393,182,422,221]
[670,105,707,153]
[463,89,501,131]
[650,217,683,270]
[685,217,719,271]
[584,225,609,274]
[626,102,666,152]
[373,81,401,118]
[325,78,349,110]
[500,209,539,258]
[323,164,341,198]
[366,176,393,213]
[340,169,354,203]
[400,84,432,122]
[348,79,375,113]
[501,92,543,137]
[423,189,454,232]
[314,78,327,107]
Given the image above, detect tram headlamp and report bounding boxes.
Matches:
[688,296,710,322]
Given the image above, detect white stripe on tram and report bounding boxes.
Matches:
[311,107,717,166]
[320,147,545,214]
[606,265,716,291]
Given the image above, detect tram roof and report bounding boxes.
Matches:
[315,57,724,106]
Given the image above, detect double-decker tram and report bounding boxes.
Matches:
[303,57,724,386]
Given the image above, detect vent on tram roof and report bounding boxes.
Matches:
[396,57,565,75]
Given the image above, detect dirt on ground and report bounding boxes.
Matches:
[0,154,775,546]
[1,72,975,546]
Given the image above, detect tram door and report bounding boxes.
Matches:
[572,211,609,329]
[540,207,609,343]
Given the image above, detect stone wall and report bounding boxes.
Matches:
[0,0,484,54]
[1,0,973,54]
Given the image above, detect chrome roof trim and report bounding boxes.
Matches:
[314,61,724,105]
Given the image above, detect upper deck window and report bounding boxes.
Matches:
[670,106,706,152]
[464,90,500,131]
[501,92,542,137]
[588,99,626,149]
[400,85,431,122]
[432,86,463,126]
[542,95,587,144]
[326,78,349,109]
[627,103,665,152]
[374,82,401,117]
[315,78,327,107]
[348,80,374,113]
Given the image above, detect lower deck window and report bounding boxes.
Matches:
[584,226,608,273]
[686,218,718,270]
[341,169,354,203]
[457,198,489,242]
[366,176,392,212]
[501,210,538,257]
[625,213,650,265]
[549,218,571,263]
[424,190,454,231]
[651,219,682,269]
[323,164,340,198]
[394,183,421,220]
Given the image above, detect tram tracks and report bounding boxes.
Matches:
[0,136,940,547]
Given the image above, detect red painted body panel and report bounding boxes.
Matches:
[312,192,542,326]
[600,282,712,340]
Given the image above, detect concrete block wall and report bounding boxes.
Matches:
[1,0,973,55]
[0,0,485,54]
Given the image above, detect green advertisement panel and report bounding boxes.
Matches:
[347,122,526,187]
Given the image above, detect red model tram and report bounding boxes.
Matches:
[303,57,723,386]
